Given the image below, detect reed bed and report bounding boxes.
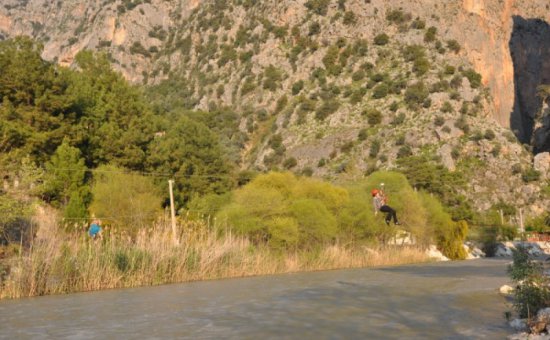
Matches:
[0,220,429,299]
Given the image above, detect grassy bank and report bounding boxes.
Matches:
[0,219,429,299]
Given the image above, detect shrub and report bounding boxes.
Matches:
[369,139,380,158]
[315,99,340,120]
[434,116,445,126]
[374,33,389,45]
[522,168,541,183]
[403,44,425,62]
[352,70,366,82]
[397,145,412,158]
[364,107,382,125]
[413,57,430,76]
[308,21,321,36]
[444,65,455,75]
[343,11,356,25]
[323,45,342,76]
[508,246,550,318]
[372,83,389,99]
[283,157,298,169]
[304,0,331,15]
[446,40,461,53]
[411,18,426,29]
[404,81,429,108]
[90,165,162,234]
[419,193,468,259]
[292,80,305,95]
[462,68,482,89]
[358,128,368,141]
[217,172,347,248]
[441,101,453,113]
[484,129,496,140]
[263,65,283,91]
[386,9,411,24]
[424,26,437,42]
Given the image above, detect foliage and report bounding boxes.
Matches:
[217,172,347,249]
[508,246,550,318]
[43,140,90,218]
[374,34,389,46]
[404,81,429,108]
[462,69,482,89]
[90,165,162,234]
[0,194,34,246]
[147,116,234,209]
[304,0,330,15]
[397,155,473,222]
[419,193,468,259]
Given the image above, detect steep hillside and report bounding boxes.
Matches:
[1,0,549,216]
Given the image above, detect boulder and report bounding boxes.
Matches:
[509,318,528,332]
[465,241,486,258]
[499,284,515,295]
[426,245,449,261]
[495,243,514,257]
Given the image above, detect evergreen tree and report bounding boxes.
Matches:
[147,116,235,209]
[43,140,90,209]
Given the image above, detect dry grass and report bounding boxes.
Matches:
[0,219,429,299]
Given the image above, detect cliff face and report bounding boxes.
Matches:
[1,0,549,145]
[457,0,550,153]
[0,0,200,82]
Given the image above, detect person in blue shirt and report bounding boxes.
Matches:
[88,219,102,240]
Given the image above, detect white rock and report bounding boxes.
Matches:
[500,284,515,295]
[495,243,514,257]
[426,245,449,261]
[537,308,550,322]
[509,318,528,332]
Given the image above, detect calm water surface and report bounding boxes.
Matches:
[0,259,511,339]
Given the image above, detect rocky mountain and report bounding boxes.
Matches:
[1,0,549,216]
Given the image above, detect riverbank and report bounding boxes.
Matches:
[0,220,430,299]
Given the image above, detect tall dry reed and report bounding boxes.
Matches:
[0,219,429,299]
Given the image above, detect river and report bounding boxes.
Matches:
[0,258,512,339]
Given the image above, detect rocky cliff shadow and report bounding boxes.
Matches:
[509,15,550,154]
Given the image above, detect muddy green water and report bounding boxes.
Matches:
[0,259,511,339]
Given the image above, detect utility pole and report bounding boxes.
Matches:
[519,208,524,234]
[168,180,179,245]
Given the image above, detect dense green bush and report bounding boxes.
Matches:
[424,27,437,42]
[404,81,429,108]
[304,0,331,15]
[90,165,162,234]
[462,69,482,88]
[364,107,382,125]
[217,171,463,251]
[508,247,550,318]
[419,193,468,259]
[386,9,411,24]
[374,33,389,46]
[372,83,389,99]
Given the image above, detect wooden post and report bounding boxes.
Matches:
[168,180,179,245]
[499,209,504,226]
